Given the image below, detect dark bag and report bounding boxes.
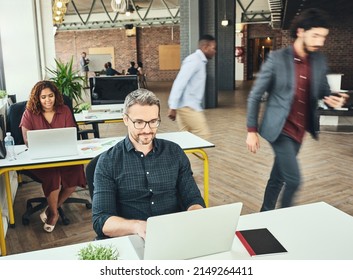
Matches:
[0,114,6,159]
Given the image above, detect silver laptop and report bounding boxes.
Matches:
[130,202,243,260]
[27,127,79,160]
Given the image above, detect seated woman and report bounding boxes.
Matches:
[20,80,86,233]
[127,61,138,75]
[104,62,121,76]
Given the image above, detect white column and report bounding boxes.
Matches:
[188,0,199,54]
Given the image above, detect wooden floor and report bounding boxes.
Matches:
[5,81,353,255]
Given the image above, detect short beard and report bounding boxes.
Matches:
[303,41,320,54]
[303,42,311,54]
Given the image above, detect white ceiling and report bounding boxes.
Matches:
[65,0,179,15]
[56,0,280,31]
[57,0,180,30]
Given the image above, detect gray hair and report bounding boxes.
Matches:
[123,88,161,116]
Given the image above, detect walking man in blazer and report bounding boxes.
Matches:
[246,8,347,211]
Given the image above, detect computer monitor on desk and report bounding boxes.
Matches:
[89,76,139,111]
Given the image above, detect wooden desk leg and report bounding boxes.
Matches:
[0,205,6,256]
[185,149,209,207]
[4,171,15,226]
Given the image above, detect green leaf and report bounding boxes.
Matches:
[46,57,86,105]
[77,243,119,260]
[0,90,7,99]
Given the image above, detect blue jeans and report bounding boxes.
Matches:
[260,134,301,211]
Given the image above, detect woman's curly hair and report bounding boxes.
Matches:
[26,80,64,115]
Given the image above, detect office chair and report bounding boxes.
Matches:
[62,95,97,140]
[6,100,92,226]
[86,154,103,240]
[85,154,101,201]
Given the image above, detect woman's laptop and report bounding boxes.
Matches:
[130,202,243,260]
[27,127,79,160]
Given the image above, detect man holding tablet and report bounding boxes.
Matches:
[246,8,348,211]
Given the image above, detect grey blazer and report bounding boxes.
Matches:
[247,46,331,143]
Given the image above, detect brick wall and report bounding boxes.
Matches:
[55,18,353,88]
[55,26,180,82]
[246,19,353,89]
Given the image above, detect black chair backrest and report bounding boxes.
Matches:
[8,94,17,104]
[6,101,27,145]
[62,94,88,140]
[86,154,101,199]
[62,94,74,113]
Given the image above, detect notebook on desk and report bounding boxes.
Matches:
[130,202,243,260]
[27,127,79,160]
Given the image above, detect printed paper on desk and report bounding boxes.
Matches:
[81,146,103,152]
[84,115,98,119]
[79,138,119,153]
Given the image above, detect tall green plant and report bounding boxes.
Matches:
[46,57,85,105]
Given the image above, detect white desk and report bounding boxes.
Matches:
[3,202,353,260]
[74,111,124,123]
[74,111,124,138]
[0,131,214,256]
[198,201,353,260]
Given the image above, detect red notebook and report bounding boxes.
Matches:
[236,228,287,256]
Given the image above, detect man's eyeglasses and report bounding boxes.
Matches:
[125,114,161,129]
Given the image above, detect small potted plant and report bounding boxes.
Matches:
[74,102,91,114]
[0,90,7,106]
[77,243,119,260]
[0,90,7,99]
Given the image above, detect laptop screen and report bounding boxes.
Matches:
[27,127,78,160]
[138,202,243,260]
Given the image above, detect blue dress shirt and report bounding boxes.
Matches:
[168,49,208,112]
[92,136,205,238]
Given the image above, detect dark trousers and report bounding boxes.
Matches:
[260,134,302,211]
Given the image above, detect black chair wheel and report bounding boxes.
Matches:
[86,203,92,209]
[22,217,30,226]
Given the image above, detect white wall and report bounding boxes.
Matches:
[235,32,244,81]
[0,0,55,254]
[0,0,55,101]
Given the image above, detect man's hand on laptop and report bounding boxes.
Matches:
[134,220,147,240]
[103,216,147,239]
[187,204,204,211]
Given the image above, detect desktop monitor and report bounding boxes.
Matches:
[89,76,139,111]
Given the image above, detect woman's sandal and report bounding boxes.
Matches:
[43,211,58,233]
[43,223,55,233]
[39,206,48,223]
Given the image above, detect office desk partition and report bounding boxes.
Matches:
[3,202,353,260]
[0,131,214,256]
